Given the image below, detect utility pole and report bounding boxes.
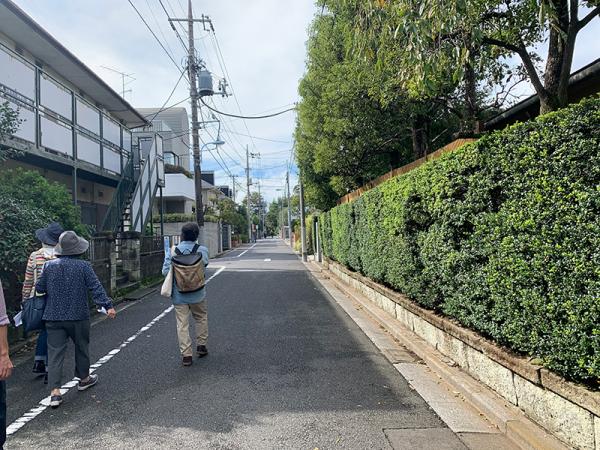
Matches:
[257,181,263,240]
[286,171,292,244]
[170,1,213,243]
[187,0,203,242]
[246,145,252,243]
[230,175,238,203]
[299,176,307,262]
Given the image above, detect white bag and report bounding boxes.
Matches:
[160,268,173,297]
[160,246,176,298]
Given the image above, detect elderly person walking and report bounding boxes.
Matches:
[162,222,209,367]
[22,222,63,380]
[36,231,116,408]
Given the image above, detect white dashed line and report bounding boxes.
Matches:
[6,266,226,437]
[235,243,257,258]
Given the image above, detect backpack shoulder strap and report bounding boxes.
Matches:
[191,244,200,254]
[174,246,183,255]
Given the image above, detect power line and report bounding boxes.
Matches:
[142,96,190,119]
[127,0,183,72]
[200,97,297,119]
[158,0,189,53]
[224,129,291,144]
[143,70,187,123]
[145,0,177,59]
[209,30,259,152]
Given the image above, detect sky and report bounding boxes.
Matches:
[14,0,317,204]
[11,1,600,204]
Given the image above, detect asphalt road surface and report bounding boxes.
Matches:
[6,240,457,449]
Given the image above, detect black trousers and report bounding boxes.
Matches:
[46,320,90,390]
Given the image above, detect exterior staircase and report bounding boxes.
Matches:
[100,134,165,235]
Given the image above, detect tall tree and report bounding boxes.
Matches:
[362,0,599,114]
[295,1,417,208]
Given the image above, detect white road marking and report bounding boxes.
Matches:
[6,266,226,437]
[264,258,271,262]
[235,243,257,258]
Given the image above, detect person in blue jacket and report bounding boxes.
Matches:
[162,222,209,367]
[36,231,116,408]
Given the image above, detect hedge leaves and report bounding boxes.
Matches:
[320,98,600,384]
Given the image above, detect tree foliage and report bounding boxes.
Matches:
[0,101,22,162]
[0,168,85,235]
[295,1,422,209]
[217,198,247,234]
[358,0,599,114]
[296,1,598,210]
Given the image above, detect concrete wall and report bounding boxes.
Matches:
[162,221,222,258]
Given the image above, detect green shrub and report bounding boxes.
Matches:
[0,197,52,313]
[0,168,85,235]
[320,97,600,384]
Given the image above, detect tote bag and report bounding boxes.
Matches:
[22,260,46,332]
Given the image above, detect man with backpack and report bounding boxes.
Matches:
[161,222,210,366]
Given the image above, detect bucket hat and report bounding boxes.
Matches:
[35,222,64,246]
[55,231,89,256]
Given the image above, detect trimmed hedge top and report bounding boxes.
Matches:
[320,97,600,385]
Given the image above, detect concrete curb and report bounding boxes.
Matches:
[305,260,569,450]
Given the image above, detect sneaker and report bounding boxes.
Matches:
[182,356,193,366]
[197,345,208,358]
[32,360,46,374]
[50,395,62,408]
[78,374,98,391]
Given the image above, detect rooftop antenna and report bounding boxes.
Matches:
[100,66,136,99]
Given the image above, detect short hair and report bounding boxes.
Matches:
[181,222,200,242]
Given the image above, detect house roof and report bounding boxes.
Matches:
[0,0,148,128]
[485,58,600,131]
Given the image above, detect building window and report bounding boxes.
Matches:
[0,45,35,100]
[40,73,72,120]
[76,98,100,135]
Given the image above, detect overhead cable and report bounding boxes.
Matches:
[127,0,183,73]
[144,70,187,123]
[200,97,296,120]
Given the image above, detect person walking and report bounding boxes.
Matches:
[0,281,14,450]
[22,222,63,381]
[162,222,209,367]
[35,231,116,408]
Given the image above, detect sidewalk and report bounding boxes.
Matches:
[304,258,567,450]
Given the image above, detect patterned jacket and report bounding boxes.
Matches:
[22,247,55,301]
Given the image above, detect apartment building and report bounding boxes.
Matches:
[0,0,164,233]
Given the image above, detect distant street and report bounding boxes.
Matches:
[7,240,458,449]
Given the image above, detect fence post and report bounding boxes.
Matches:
[316,219,322,263]
[121,231,141,282]
[109,237,117,294]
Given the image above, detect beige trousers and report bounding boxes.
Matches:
[174,302,208,357]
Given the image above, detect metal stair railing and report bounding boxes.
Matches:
[100,158,136,232]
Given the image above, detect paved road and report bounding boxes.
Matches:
[6,240,454,449]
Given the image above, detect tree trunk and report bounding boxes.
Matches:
[541,0,577,113]
[462,56,478,135]
[411,115,429,160]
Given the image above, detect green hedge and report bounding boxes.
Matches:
[320,98,600,384]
